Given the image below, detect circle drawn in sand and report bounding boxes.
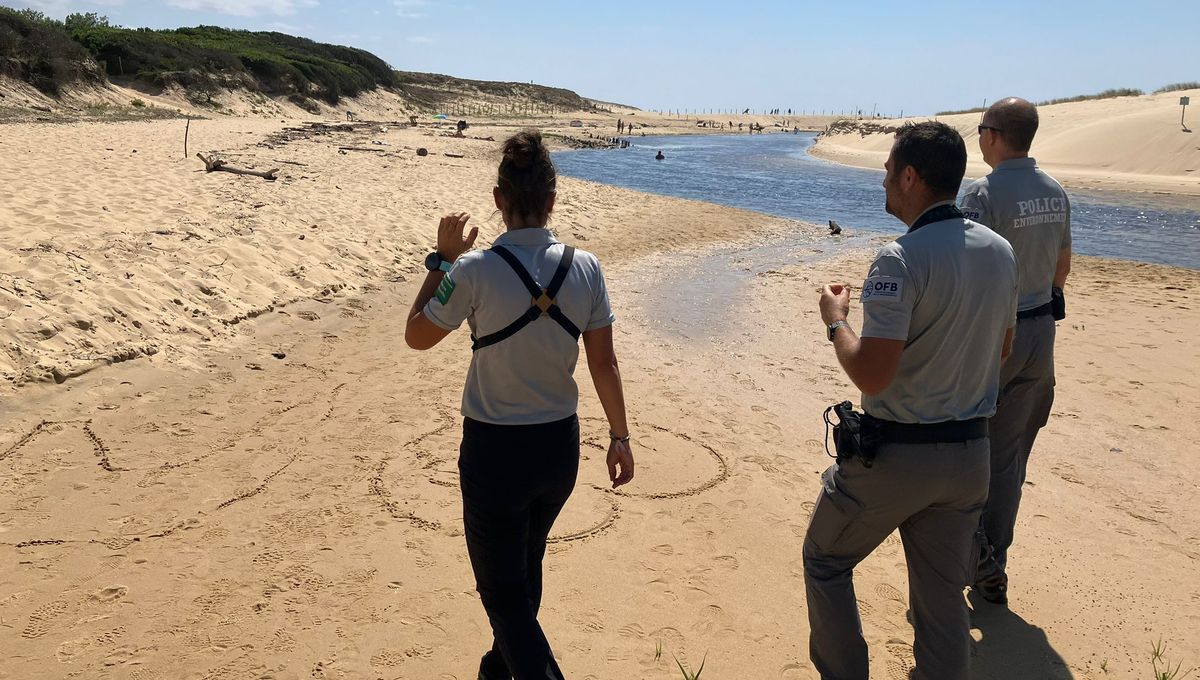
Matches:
[583,423,730,500]
[373,414,728,547]
[368,414,461,534]
[548,490,619,544]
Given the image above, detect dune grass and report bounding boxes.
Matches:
[935,106,986,116]
[674,652,707,679]
[936,84,1188,116]
[1154,82,1200,94]
[1152,638,1194,680]
[1037,88,1144,106]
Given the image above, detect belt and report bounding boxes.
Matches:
[874,417,988,444]
[1017,302,1054,320]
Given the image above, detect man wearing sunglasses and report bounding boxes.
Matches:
[960,97,1073,606]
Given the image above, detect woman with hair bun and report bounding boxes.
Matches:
[405,129,634,679]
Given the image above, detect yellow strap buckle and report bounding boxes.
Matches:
[534,291,555,313]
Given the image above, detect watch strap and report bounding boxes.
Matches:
[828,320,850,341]
[438,259,453,272]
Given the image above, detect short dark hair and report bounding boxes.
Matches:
[498,129,557,222]
[986,97,1039,153]
[892,122,967,195]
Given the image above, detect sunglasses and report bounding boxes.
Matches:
[978,124,1003,135]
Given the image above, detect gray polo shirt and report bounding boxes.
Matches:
[860,203,1018,423]
[423,227,615,425]
[959,157,1071,311]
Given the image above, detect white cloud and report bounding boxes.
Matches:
[393,0,428,18]
[9,0,126,14]
[266,21,303,32]
[166,0,318,18]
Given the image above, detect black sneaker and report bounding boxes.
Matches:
[974,572,1009,605]
[973,530,1008,605]
[478,649,510,680]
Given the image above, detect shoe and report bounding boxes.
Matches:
[478,649,511,680]
[973,530,1008,605]
[973,572,1008,605]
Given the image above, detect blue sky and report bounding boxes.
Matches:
[8,0,1199,115]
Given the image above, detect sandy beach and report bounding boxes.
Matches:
[810,89,1200,197]
[3,108,1199,680]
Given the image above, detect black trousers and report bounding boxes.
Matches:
[459,414,580,680]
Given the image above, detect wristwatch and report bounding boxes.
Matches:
[827,319,850,342]
[424,251,453,273]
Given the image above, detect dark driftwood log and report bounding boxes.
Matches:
[196,153,279,180]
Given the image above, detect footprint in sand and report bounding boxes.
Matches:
[885,638,916,679]
[22,599,70,639]
[370,650,407,667]
[90,585,128,603]
[618,623,645,639]
[875,583,906,604]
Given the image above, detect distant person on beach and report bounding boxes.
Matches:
[655,150,665,160]
[807,122,1016,680]
[960,97,1072,606]
[405,130,634,680]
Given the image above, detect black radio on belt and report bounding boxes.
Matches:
[823,401,989,467]
[1051,286,1066,320]
[823,401,884,468]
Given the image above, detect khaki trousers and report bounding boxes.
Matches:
[804,440,990,680]
[982,314,1056,575]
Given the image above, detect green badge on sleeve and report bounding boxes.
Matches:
[435,274,456,305]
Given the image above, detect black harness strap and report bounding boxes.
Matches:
[908,204,964,233]
[471,245,582,351]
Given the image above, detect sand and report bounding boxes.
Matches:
[810,89,1200,197]
[2,107,1198,680]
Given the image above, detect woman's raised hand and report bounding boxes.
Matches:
[437,212,479,263]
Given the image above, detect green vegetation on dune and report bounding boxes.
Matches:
[0,9,604,113]
[394,70,595,112]
[70,24,398,105]
[0,7,104,94]
[1,8,396,106]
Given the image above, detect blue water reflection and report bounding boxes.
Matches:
[554,133,1199,269]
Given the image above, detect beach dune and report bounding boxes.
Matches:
[811,88,1200,196]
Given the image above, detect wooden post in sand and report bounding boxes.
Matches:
[184,117,191,159]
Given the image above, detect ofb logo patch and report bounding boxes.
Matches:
[861,276,903,302]
[436,275,456,305]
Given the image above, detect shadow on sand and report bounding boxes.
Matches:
[968,591,1075,679]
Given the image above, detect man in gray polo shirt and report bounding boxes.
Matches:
[960,97,1072,605]
[808,122,1017,680]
